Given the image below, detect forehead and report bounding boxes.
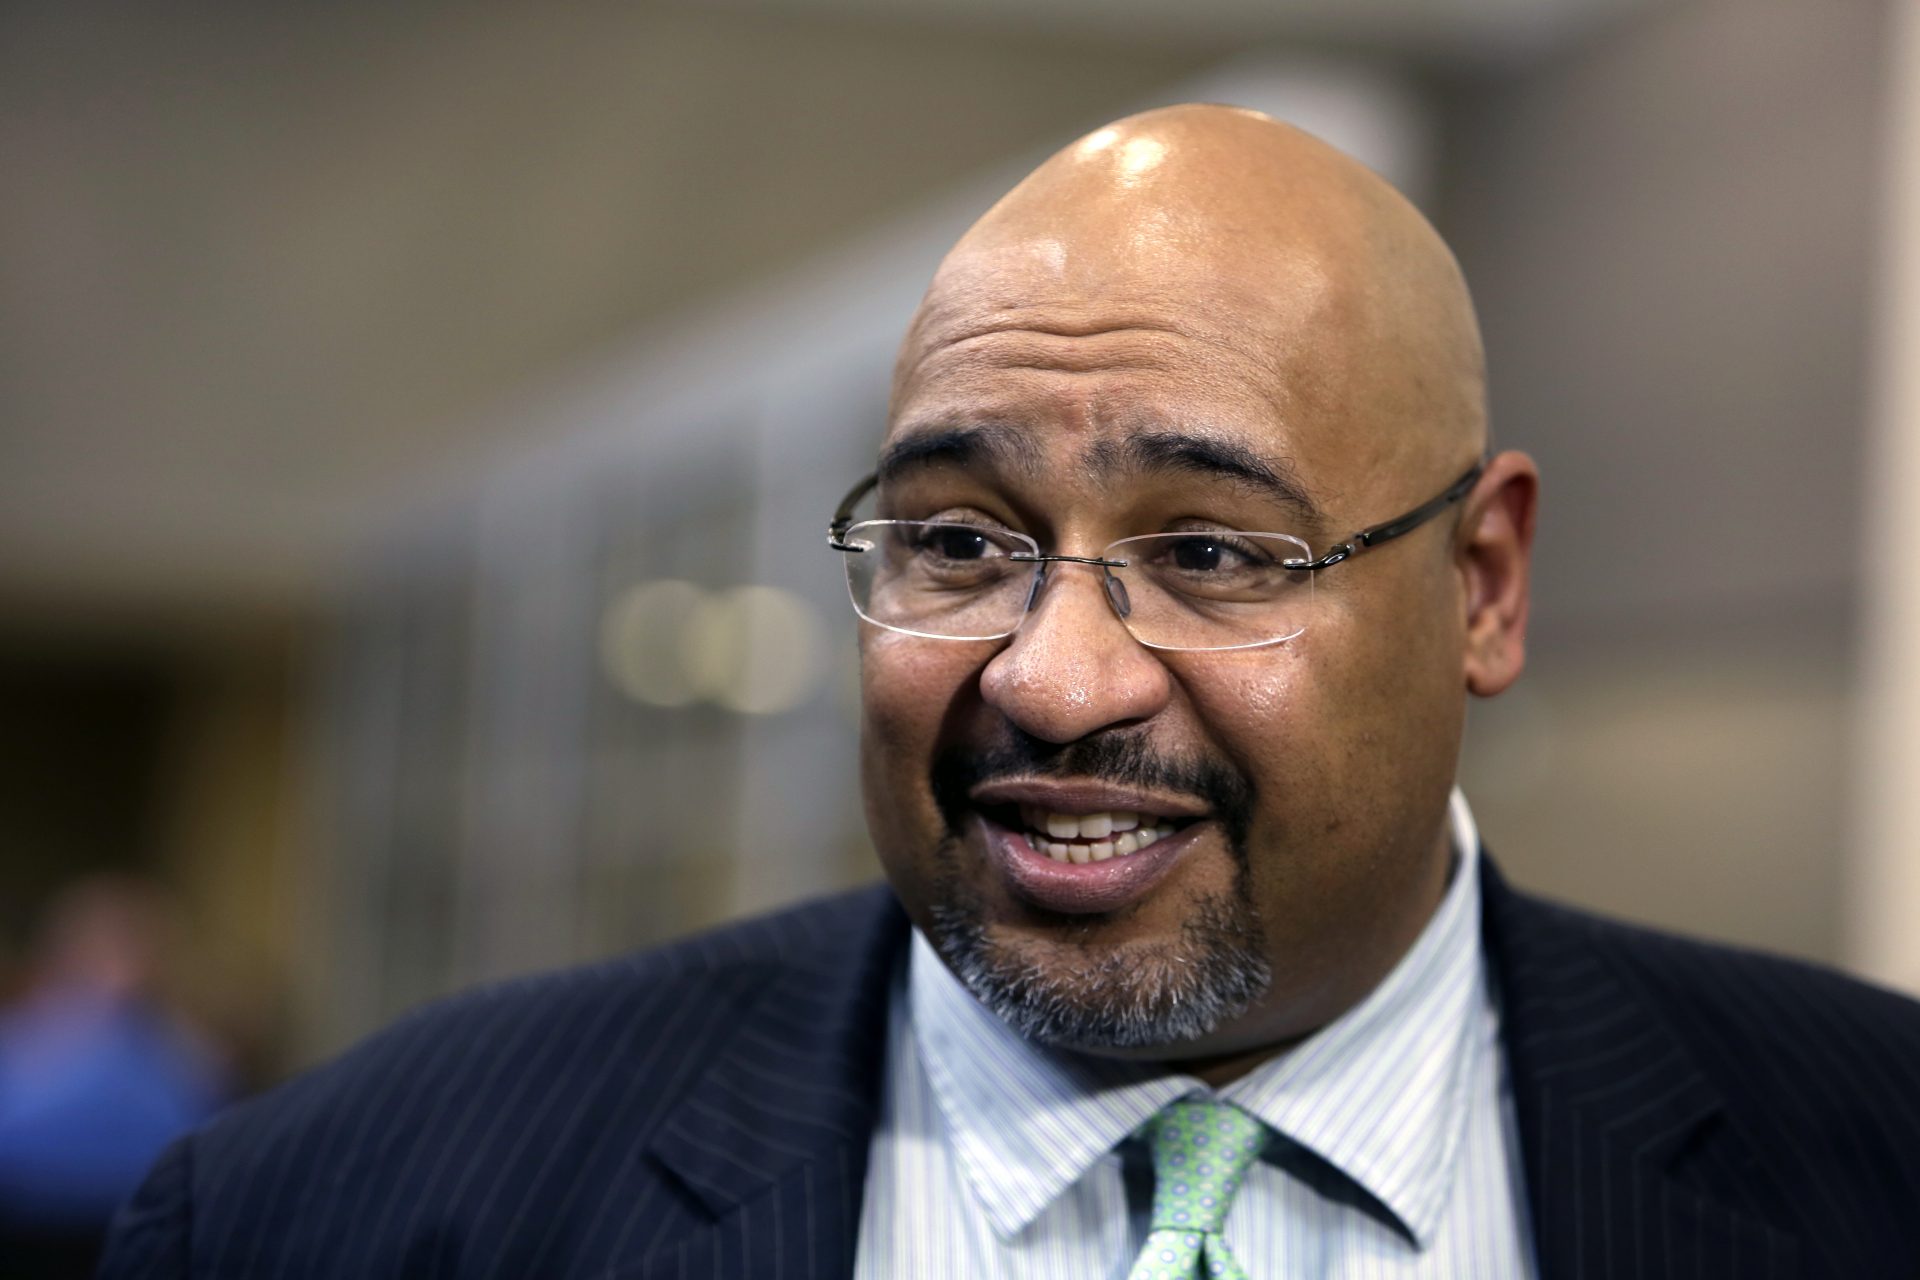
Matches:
[896,237,1339,414]
[885,232,1389,490]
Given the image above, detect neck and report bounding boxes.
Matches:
[1171,1037,1308,1088]
[1147,818,1462,1089]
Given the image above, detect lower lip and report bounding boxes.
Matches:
[978,811,1203,915]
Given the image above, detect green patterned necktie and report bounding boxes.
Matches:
[1127,1100,1269,1280]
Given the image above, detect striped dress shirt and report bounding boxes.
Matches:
[855,789,1537,1278]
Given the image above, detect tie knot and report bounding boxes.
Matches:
[1141,1101,1268,1235]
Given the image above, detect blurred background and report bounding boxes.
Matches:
[3,0,1919,1264]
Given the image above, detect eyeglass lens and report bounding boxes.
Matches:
[840,520,1312,650]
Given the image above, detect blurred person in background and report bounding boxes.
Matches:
[98,105,1920,1279]
[0,877,227,1279]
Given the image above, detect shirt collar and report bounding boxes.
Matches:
[909,929,1186,1240]
[1219,787,1487,1245]
[909,787,1489,1247]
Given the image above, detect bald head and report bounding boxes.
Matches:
[893,104,1486,484]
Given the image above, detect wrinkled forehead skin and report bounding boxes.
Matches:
[889,104,1487,500]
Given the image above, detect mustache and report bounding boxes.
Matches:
[930,727,1255,856]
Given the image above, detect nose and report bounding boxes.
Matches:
[978,564,1173,743]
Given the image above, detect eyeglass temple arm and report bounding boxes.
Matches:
[827,473,880,549]
[1290,460,1488,572]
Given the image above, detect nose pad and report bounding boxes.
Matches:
[1022,565,1048,614]
[1104,572,1131,619]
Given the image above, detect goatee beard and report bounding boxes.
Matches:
[926,878,1271,1050]
[923,728,1270,1051]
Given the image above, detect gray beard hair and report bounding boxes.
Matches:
[925,888,1272,1052]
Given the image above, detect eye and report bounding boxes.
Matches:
[905,523,1009,562]
[1161,533,1270,574]
[1120,529,1303,606]
[925,526,992,560]
[1170,537,1228,572]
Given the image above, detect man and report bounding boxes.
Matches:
[0,878,226,1279]
[100,106,1920,1279]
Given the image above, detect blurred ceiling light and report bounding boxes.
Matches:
[602,580,826,715]
[599,579,707,708]
[685,585,826,716]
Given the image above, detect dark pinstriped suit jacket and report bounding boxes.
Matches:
[98,861,1920,1279]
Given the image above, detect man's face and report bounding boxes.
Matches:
[858,126,1487,1066]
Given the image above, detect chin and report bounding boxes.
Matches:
[924,883,1271,1053]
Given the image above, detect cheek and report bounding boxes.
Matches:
[1252,579,1465,849]
[857,631,983,845]
[1186,604,1452,838]
[1180,644,1308,814]
[1221,658,1297,721]
[859,630,966,755]
[1305,555,1464,723]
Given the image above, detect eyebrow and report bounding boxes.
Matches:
[1107,430,1322,525]
[875,423,1040,485]
[874,423,1321,525]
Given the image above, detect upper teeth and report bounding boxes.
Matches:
[1022,806,1142,839]
[1019,805,1180,864]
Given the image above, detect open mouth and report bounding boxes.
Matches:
[979,802,1197,865]
[967,784,1210,914]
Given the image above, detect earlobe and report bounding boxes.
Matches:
[1459,452,1539,698]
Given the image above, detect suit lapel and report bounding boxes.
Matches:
[1482,860,1799,1280]
[633,889,908,1280]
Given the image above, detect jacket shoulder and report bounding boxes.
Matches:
[1494,877,1920,1222]
[212,881,902,1141]
[1527,890,1920,1071]
[100,884,905,1278]
[222,881,899,1125]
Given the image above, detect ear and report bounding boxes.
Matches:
[1458,451,1539,697]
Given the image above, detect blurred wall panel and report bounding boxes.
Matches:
[151,628,310,1083]
[318,561,477,1052]
[317,393,841,1046]
[1440,0,1890,961]
[1848,0,1920,994]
